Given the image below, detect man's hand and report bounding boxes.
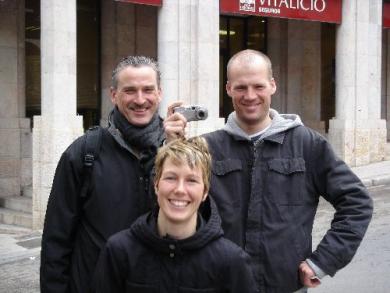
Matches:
[299,261,321,288]
[163,101,187,143]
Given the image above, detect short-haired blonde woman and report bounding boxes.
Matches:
[93,137,257,293]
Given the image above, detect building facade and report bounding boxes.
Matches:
[0,0,389,229]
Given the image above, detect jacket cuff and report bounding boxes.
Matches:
[306,258,327,279]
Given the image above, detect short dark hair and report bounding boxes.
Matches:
[111,56,161,89]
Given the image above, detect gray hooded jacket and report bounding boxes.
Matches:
[223,109,303,141]
[203,109,372,293]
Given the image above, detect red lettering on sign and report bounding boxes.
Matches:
[220,0,341,24]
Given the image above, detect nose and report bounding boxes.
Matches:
[133,90,146,104]
[174,179,186,195]
[244,86,257,100]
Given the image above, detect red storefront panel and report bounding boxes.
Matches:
[220,0,341,24]
[384,2,390,29]
[114,0,162,6]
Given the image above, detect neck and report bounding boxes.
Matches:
[237,114,272,135]
[157,211,197,240]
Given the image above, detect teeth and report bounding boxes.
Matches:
[169,200,188,207]
[128,106,147,111]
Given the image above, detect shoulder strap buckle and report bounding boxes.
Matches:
[84,154,95,167]
[80,126,103,198]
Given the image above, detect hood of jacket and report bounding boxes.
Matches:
[223,109,303,141]
[130,197,223,256]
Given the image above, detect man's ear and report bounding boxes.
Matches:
[226,81,232,97]
[110,87,117,105]
[270,78,277,95]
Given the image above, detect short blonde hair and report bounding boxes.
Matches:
[227,49,273,80]
[154,137,211,193]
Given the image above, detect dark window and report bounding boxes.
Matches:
[77,0,101,129]
[25,0,41,123]
[219,15,267,118]
[320,22,336,132]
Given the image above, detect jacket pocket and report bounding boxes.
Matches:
[212,159,242,175]
[266,158,306,205]
[126,281,158,293]
[211,159,242,206]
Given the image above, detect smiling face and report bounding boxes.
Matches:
[155,157,207,229]
[226,54,276,134]
[110,65,161,126]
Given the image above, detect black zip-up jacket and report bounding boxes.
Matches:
[40,118,160,293]
[203,110,373,293]
[93,198,257,293]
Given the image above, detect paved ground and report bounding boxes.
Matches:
[312,184,390,292]
[0,160,390,292]
[0,225,40,293]
[0,256,40,293]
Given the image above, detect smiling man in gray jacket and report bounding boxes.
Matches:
[171,49,373,293]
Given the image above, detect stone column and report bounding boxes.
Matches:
[100,1,137,126]
[385,30,390,141]
[100,1,158,126]
[32,0,83,229]
[157,0,224,136]
[300,21,323,134]
[328,0,386,166]
[385,30,390,159]
[0,0,31,201]
[284,20,324,134]
[100,0,121,126]
[267,18,287,113]
[285,20,303,116]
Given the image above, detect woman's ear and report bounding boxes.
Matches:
[202,192,208,202]
[154,183,159,195]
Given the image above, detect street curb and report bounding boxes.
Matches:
[361,175,390,188]
[372,175,390,186]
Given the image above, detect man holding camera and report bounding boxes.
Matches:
[40,56,185,293]
[171,49,373,293]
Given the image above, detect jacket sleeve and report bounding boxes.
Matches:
[40,139,84,293]
[93,238,127,293]
[308,134,373,277]
[224,247,258,293]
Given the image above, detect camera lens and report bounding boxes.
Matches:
[197,110,206,119]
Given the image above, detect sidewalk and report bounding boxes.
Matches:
[351,160,390,187]
[0,160,389,266]
[0,224,41,265]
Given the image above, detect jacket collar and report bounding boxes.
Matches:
[261,131,286,145]
[223,109,303,144]
[130,197,223,257]
[107,108,141,159]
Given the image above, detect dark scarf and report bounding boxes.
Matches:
[112,106,165,174]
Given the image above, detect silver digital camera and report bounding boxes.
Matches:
[173,105,208,122]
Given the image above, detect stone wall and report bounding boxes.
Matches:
[0,0,31,200]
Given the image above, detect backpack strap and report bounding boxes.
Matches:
[80,126,103,198]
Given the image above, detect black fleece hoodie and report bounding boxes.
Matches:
[93,198,258,293]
